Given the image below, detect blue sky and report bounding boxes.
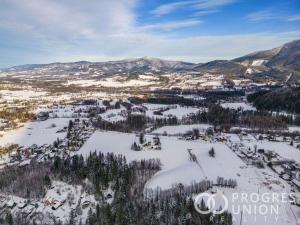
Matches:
[0,0,300,68]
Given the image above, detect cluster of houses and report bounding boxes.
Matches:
[229,141,300,177]
[35,111,49,121]
[0,115,100,221]
[0,181,98,223]
[227,135,300,206]
[65,119,94,151]
[4,118,94,168]
[257,133,300,148]
[176,128,213,141]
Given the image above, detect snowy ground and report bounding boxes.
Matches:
[221,102,256,111]
[65,77,157,88]
[289,126,300,133]
[151,124,212,135]
[100,108,126,122]
[0,118,69,147]
[0,90,48,101]
[76,131,240,187]
[144,104,201,119]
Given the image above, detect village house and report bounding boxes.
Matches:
[36,111,49,121]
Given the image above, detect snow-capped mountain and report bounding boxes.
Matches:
[192,39,300,81]
[5,57,195,75]
[234,39,300,71]
[2,39,299,83]
[94,56,196,72]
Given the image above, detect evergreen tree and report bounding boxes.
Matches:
[44,175,51,187]
[139,133,145,144]
[5,212,13,225]
[68,210,76,225]
[209,147,215,157]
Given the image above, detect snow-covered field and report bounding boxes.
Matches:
[151,124,212,135]
[100,108,126,122]
[0,118,69,147]
[289,126,300,133]
[165,106,201,118]
[76,131,241,188]
[66,77,157,87]
[0,90,48,101]
[144,104,200,119]
[142,103,171,110]
[221,102,256,111]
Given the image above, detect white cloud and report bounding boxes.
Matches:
[152,1,194,16]
[193,0,234,10]
[0,0,137,40]
[193,9,219,16]
[0,0,299,67]
[287,14,300,22]
[245,10,278,22]
[152,0,235,16]
[246,10,300,23]
[140,19,203,31]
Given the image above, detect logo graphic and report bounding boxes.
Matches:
[194,191,228,215]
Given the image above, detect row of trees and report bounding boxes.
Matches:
[185,104,290,130]
[0,109,33,122]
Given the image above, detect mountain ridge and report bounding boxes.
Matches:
[2,39,300,82]
[6,57,196,72]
